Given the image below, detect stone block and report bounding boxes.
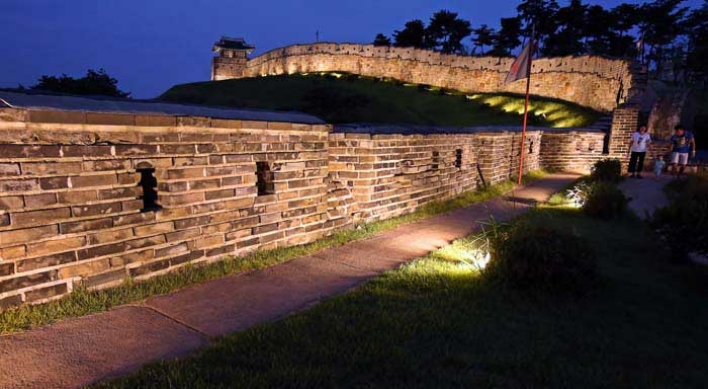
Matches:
[12,207,71,228]
[72,202,122,218]
[0,196,24,210]
[1,245,25,260]
[70,174,118,188]
[59,217,113,234]
[135,115,177,127]
[0,294,22,310]
[2,179,39,192]
[78,242,127,261]
[17,251,77,272]
[25,282,70,302]
[28,110,86,124]
[0,270,58,293]
[1,225,58,246]
[61,145,113,158]
[0,163,20,176]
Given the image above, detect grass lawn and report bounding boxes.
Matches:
[159,73,599,128]
[92,206,708,388]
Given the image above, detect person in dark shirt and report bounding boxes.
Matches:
[668,124,696,178]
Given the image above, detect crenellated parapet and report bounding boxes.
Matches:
[211,42,637,113]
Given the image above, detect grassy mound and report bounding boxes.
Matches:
[160,73,599,127]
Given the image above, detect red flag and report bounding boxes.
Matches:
[505,41,532,83]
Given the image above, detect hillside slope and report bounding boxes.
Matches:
[160,73,599,128]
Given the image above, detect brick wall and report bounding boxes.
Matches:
[607,104,640,172]
[0,108,331,310]
[0,106,602,310]
[218,43,636,113]
[328,128,542,222]
[540,130,606,173]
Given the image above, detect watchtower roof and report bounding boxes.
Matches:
[213,36,255,53]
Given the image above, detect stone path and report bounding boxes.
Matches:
[0,173,578,389]
[619,174,671,219]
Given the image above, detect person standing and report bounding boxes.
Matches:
[627,125,651,178]
[669,124,696,178]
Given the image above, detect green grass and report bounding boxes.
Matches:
[159,73,599,128]
[0,177,527,335]
[90,205,708,389]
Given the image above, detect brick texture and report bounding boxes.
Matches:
[0,108,609,310]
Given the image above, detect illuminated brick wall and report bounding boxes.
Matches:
[219,43,636,113]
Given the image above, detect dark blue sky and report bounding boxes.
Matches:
[1,0,700,98]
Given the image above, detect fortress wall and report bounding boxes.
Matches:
[327,129,542,222]
[0,106,602,310]
[238,43,635,113]
[540,131,607,173]
[0,109,331,310]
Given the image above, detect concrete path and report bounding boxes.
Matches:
[619,174,671,219]
[0,173,578,389]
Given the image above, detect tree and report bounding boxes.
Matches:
[471,24,496,55]
[638,0,689,77]
[543,0,586,56]
[393,20,427,48]
[583,5,613,56]
[425,10,472,54]
[684,1,708,85]
[517,0,560,50]
[31,68,130,98]
[489,17,522,56]
[373,33,391,47]
[608,3,640,58]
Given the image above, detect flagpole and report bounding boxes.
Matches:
[517,29,534,186]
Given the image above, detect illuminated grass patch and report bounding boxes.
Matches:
[471,93,599,128]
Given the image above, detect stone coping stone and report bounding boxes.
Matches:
[0,90,325,125]
[333,123,603,135]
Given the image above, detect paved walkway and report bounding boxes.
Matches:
[618,174,671,219]
[0,174,578,389]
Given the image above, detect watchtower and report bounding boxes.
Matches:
[211,36,255,80]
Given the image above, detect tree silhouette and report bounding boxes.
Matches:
[489,17,522,56]
[684,1,708,86]
[373,33,391,47]
[31,68,130,98]
[638,0,688,77]
[583,5,613,55]
[393,20,427,48]
[425,10,472,54]
[517,0,560,49]
[471,24,496,55]
[543,0,586,56]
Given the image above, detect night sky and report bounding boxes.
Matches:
[1,0,701,98]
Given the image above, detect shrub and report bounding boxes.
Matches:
[652,173,708,262]
[486,224,598,294]
[591,158,622,183]
[582,181,628,220]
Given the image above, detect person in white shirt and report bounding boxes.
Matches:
[627,125,651,178]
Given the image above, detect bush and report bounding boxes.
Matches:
[591,158,622,183]
[486,224,598,294]
[582,181,628,220]
[652,173,708,262]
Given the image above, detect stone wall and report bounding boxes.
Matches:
[227,43,635,113]
[0,104,603,311]
[0,108,331,310]
[328,127,542,222]
[540,130,606,173]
